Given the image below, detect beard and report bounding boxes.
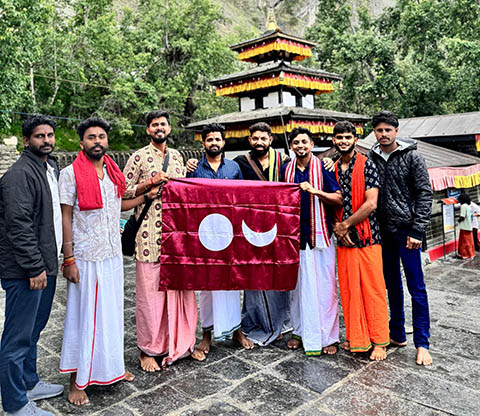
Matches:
[29,144,53,157]
[334,142,355,155]
[251,144,269,157]
[205,147,223,157]
[84,145,107,160]
[151,136,167,144]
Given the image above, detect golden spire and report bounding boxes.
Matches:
[267,7,279,31]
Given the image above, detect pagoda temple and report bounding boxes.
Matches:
[187,11,368,151]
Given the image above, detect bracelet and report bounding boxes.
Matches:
[149,178,154,188]
[64,255,74,261]
[63,257,75,266]
[63,261,76,268]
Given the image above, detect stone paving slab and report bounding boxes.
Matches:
[1,255,479,415]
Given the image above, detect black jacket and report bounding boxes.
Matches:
[0,149,59,280]
[368,139,433,240]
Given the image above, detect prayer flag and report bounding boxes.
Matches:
[159,178,300,290]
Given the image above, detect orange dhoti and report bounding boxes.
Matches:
[337,244,389,352]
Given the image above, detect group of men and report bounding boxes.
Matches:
[0,109,433,416]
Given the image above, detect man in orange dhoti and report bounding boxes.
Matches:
[332,121,390,361]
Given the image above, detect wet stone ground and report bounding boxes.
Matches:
[1,254,479,415]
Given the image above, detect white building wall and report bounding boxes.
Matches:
[240,96,256,112]
[282,91,296,107]
[302,94,314,109]
[263,91,280,109]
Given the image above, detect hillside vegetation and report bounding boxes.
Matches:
[1,0,479,150]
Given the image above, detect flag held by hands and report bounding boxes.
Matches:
[159,178,300,290]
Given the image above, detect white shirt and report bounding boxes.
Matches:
[471,202,480,229]
[46,162,62,258]
[59,164,122,262]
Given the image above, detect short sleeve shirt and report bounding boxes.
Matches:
[59,165,122,261]
[336,153,381,247]
[459,203,473,231]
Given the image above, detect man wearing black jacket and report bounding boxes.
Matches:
[0,116,63,415]
[368,110,433,366]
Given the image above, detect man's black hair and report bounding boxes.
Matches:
[458,193,471,205]
[372,110,399,128]
[22,115,56,138]
[333,120,356,136]
[249,122,271,136]
[146,110,170,127]
[289,127,313,144]
[201,123,225,141]
[77,117,111,141]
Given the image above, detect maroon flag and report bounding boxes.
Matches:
[159,178,300,290]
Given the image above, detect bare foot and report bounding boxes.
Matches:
[276,334,284,341]
[124,370,135,382]
[322,344,338,355]
[191,331,212,361]
[233,329,254,350]
[416,347,432,366]
[287,337,301,349]
[139,351,160,372]
[69,373,89,406]
[341,341,350,351]
[390,338,407,347]
[369,345,387,361]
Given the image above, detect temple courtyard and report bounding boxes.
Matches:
[0,252,479,415]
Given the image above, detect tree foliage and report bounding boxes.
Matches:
[307,0,480,118]
[0,0,241,148]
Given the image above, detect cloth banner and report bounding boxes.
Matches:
[159,178,301,291]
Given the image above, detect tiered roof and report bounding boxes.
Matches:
[210,61,341,97]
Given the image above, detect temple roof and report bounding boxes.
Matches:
[187,106,368,130]
[230,29,317,52]
[210,61,342,85]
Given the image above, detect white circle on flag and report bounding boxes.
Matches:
[198,213,233,251]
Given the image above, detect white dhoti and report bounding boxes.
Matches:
[199,290,241,341]
[290,242,339,355]
[60,255,125,389]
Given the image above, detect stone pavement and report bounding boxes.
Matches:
[1,254,479,416]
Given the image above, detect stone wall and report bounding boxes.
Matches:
[0,138,19,178]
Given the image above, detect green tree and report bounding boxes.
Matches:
[308,0,480,119]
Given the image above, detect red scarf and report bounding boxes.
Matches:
[72,151,126,211]
[335,153,373,246]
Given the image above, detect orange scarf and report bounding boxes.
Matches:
[72,151,126,211]
[335,153,372,246]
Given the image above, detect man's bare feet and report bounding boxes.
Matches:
[276,334,284,341]
[191,331,212,361]
[390,338,408,347]
[124,370,135,382]
[369,345,387,361]
[233,329,254,350]
[416,347,432,366]
[68,373,89,406]
[287,337,302,349]
[139,351,160,372]
[341,341,350,351]
[322,344,338,355]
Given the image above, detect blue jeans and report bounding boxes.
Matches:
[0,276,56,413]
[381,231,430,349]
